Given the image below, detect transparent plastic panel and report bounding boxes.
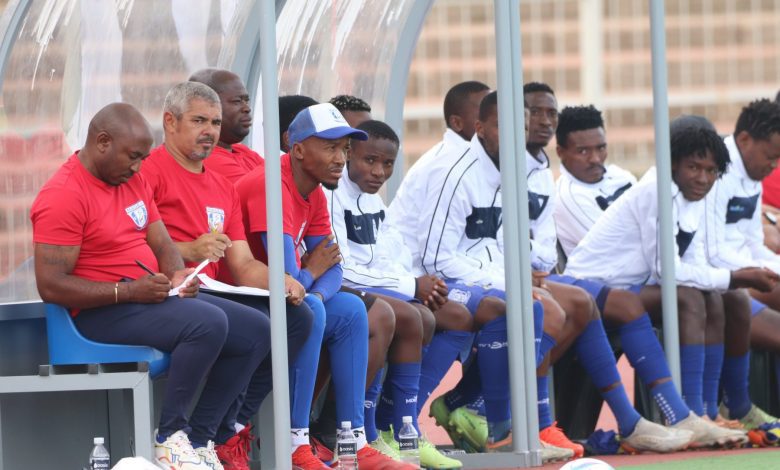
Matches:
[253,0,414,152]
[0,0,252,303]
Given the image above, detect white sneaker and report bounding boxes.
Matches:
[154,430,209,470]
[621,417,693,453]
[194,441,225,470]
[672,412,748,448]
[539,441,574,463]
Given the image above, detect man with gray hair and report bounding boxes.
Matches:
[141,81,316,470]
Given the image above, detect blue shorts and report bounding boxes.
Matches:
[751,298,768,317]
[626,284,645,295]
[444,281,505,315]
[547,274,611,312]
[359,287,419,304]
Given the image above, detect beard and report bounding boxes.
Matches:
[322,180,339,191]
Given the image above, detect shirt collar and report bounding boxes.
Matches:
[724,134,753,181]
[341,169,365,198]
[443,128,469,150]
[526,148,551,174]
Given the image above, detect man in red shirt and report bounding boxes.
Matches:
[31,103,271,470]
[235,103,414,469]
[140,81,318,470]
[189,68,264,184]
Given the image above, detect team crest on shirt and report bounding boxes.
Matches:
[125,200,148,229]
[206,207,225,233]
[448,288,472,305]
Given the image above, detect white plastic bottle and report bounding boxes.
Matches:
[398,416,420,466]
[336,421,358,470]
[89,437,110,470]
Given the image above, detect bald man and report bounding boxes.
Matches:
[190,68,263,183]
[31,103,271,470]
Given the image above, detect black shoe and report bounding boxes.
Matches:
[309,399,338,451]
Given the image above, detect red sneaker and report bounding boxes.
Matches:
[291,444,331,470]
[215,434,250,470]
[236,425,256,457]
[539,422,584,458]
[310,435,335,464]
[356,445,418,469]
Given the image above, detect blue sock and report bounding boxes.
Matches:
[722,352,751,420]
[488,420,512,442]
[575,319,640,436]
[620,315,690,424]
[444,361,482,410]
[476,316,511,426]
[537,374,552,430]
[538,333,556,367]
[466,396,486,416]
[376,380,393,433]
[680,344,705,416]
[651,381,690,425]
[156,433,169,444]
[703,344,725,420]
[532,300,557,366]
[533,300,544,364]
[386,362,422,439]
[417,331,474,415]
[364,368,384,442]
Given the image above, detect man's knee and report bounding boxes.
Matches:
[367,297,395,336]
[415,304,436,343]
[326,292,370,335]
[392,300,424,339]
[722,289,752,326]
[287,301,314,338]
[702,290,726,329]
[304,294,327,334]
[475,296,505,326]
[541,296,565,339]
[604,289,646,324]
[677,286,707,327]
[186,299,230,345]
[438,301,474,332]
[558,284,598,326]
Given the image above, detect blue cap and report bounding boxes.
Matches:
[288,103,368,145]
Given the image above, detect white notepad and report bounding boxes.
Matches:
[168,259,210,296]
[197,274,271,297]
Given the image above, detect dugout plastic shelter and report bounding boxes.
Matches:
[0,1,677,468]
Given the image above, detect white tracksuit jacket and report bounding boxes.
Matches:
[554,164,637,256]
[521,150,560,273]
[418,134,505,289]
[385,129,470,270]
[703,135,780,273]
[565,168,731,291]
[325,172,420,298]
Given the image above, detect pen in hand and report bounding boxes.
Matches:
[135,259,157,277]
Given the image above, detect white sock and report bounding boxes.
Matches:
[234,422,245,434]
[291,428,309,451]
[353,426,368,450]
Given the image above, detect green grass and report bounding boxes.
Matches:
[619,451,780,469]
